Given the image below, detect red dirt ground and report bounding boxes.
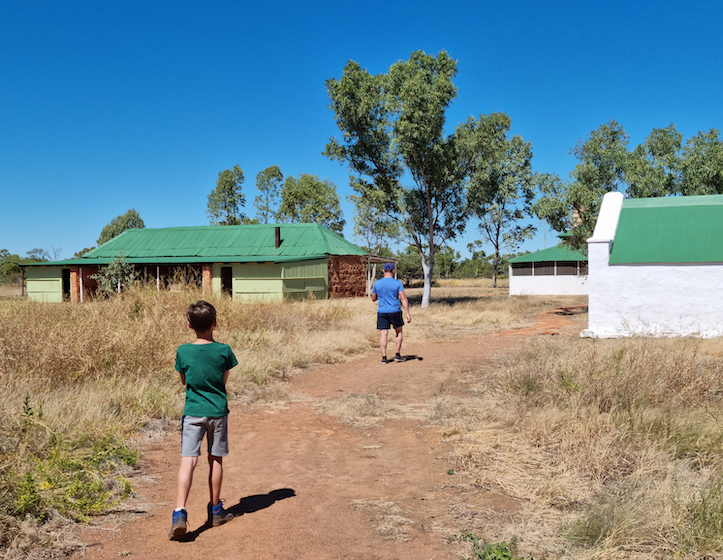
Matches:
[74,306,586,560]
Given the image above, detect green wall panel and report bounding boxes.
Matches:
[26,266,63,302]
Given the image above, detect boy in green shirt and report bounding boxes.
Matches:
[169,301,238,540]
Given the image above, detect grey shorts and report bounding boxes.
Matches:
[181,415,229,457]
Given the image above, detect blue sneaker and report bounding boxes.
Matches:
[210,500,234,527]
[169,508,187,540]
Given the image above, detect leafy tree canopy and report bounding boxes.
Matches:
[97,209,145,245]
[469,132,536,287]
[325,49,510,306]
[277,174,345,234]
[348,189,400,256]
[254,165,283,224]
[207,165,246,225]
[534,121,723,251]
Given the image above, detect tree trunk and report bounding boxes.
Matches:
[366,263,377,295]
[421,260,431,308]
[492,253,499,288]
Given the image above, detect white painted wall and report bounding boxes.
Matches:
[583,191,723,338]
[509,270,588,295]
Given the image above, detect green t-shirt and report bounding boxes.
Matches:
[175,342,238,418]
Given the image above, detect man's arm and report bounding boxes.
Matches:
[371,293,378,302]
[399,290,411,323]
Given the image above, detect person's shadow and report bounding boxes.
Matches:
[179,488,296,542]
[397,355,423,362]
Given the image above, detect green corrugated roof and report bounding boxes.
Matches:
[509,244,587,263]
[25,224,366,267]
[610,194,723,264]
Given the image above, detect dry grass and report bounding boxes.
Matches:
[440,335,723,559]
[12,283,719,559]
[405,283,586,341]
[0,284,21,298]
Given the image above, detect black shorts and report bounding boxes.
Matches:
[377,311,404,330]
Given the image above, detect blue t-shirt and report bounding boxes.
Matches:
[372,277,404,314]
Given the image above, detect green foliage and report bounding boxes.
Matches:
[395,245,424,286]
[348,190,400,255]
[325,49,510,306]
[2,399,137,521]
[0,249,55,285]
[97,209,145,246]
[434,245,460,279]
[74,247,95,258]
[91,256,138,295]
[683,478,723,553]
[277,174,345,234]
[254,165,283,224]
[207,165,247,225]
[534,121,723,252]
[462,533,531,560]
[26,248,50,262]
[469,133,535,286]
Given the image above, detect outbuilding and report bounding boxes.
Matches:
[508,244,588,296]
[23,223,370,302]
[583,191,723,338]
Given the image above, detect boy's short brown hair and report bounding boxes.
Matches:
[187,300,216,332]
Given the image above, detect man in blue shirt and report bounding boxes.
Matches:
[371,262,412,363]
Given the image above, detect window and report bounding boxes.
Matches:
[556,261,578,276]
[534,262,554,276]
[511,263,532,276]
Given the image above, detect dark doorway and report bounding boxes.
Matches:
[221,267,232,296]
[62,269,71,301]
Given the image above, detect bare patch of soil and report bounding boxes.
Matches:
[74,306,584,560]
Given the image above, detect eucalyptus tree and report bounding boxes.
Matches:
[325,50,508,307]
[254,165,284,224]
[470,134,535,287]
[277,174,345,234]
[679,129,723,195]
[349,189,401,291]
[626,124,683,198]
[533,120,630,251]
[534,121,723,252]
[207,165,246,225]
[97,208,145,245]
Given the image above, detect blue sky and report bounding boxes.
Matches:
[2,0,722,260]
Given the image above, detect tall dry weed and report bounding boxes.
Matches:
[449,335,723,559]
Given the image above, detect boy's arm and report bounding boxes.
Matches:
[223,370,230,385]
[179,372,186,386]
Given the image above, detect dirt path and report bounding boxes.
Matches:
[76,306,585,560]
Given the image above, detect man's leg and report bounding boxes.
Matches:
[394,326,404,356]
[379,329,389,358]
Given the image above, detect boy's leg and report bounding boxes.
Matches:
[176,456,198,509]
[208,454,223,506]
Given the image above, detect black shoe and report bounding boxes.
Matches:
[169,508,187,540]
[382,356,389,364]
[394,354,407,362]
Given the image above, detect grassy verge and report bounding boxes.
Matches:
[443,335,723,559]
[0,282,584,557]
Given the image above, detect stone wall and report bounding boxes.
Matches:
[327,255,366,298]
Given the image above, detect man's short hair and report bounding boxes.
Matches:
[383,262,394,272]
[187,300,216,332]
